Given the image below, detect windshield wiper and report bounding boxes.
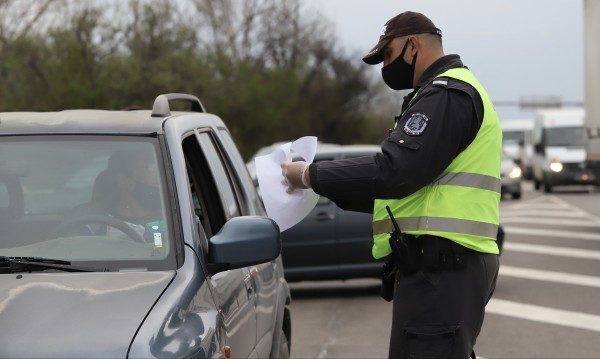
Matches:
[0,256,109,273]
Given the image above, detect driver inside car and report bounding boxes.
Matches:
[68,148,166,244]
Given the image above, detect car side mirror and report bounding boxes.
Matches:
[208,216,281,271]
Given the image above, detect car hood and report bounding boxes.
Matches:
[0,271,175,358]
[546,146,585,163]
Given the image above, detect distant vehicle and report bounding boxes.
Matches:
[0,94,291,359]
[249,144,384,282]
[502,118,534,179]
[500,149,523,199]
[531,108,592,192]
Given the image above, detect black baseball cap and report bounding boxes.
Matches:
[362,11,442,65]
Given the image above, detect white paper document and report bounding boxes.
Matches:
[254,136,320,232]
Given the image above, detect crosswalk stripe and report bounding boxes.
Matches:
[500,265,600,288]
[505,202,570,210]
[503,242,600,260]
[503,226,600,241]
[486,298,600,332]
[500,217,600,227]
[493,192,600,336]
[501,209,588,218]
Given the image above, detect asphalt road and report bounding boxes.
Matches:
[287,181,600,359]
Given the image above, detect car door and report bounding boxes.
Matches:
[335,151,383,270]
[217,129,280,358]
[280,154,338,273]
[182,130,258,358]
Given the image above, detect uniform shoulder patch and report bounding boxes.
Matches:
[403,112,429,136]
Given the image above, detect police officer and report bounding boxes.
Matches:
[282,11,501,359]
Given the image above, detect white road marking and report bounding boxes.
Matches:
[503,195,565,210]
[547,195,600,222]
[486,298,600,332]
[503,194,600,223]
[500,265,600,288]
[503,242,600,260]
[501,217,600,227]
[503,226,600,241]
[501,209,588,218]
[491,193,600,336]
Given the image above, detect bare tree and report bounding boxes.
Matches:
[189,0,332,69]
[0,0,62,45]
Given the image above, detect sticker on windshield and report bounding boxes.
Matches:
[403,112,429,136]
[154,232,163,248]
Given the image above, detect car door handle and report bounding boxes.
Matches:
[315,212,335,221]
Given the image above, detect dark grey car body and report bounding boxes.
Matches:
[0,94,291,358]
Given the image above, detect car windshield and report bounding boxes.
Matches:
[502,130,524,145]
[0,136,175,271]
[544,126,584,146]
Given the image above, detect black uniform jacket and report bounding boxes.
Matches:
[308,55,485,214]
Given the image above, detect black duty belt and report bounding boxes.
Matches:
[392,234,472,273]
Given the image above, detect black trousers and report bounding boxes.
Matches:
[388,248,499,359]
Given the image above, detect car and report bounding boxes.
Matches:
[501,119,534,179]
[249,144,385,282]
[0,93,291,359]
[501,149,523,199]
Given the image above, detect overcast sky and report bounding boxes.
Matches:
[305,0,585,122]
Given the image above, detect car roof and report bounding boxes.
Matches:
[0,110,170,135]
[314,144,381,155]
[501,119,534,131]
[0,93,213,136]
[252,142,380,158]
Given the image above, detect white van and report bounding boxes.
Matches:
[531,108,592,192]
[501,119,534,179]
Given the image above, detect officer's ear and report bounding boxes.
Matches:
[407,35,419,55]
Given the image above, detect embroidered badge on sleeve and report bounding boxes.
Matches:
[403,112,429,136]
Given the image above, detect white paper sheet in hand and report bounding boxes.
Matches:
[254,136,320,232]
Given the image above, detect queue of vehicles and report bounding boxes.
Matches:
[502,107,595,194]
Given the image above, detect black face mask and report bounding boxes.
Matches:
[381,40,417,90]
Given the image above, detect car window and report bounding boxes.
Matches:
[544,126,584,146]
[197,131,241,219]
[182,130,243,237]
[0,136,175,270]
[218,129,260,214]
[196,131,242,218]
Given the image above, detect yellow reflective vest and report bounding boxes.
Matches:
[372,67,502,259]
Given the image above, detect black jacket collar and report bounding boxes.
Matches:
[400,55,464,114]
[415,54,464,89]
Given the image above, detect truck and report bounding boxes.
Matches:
[531,108,591,192]
[584,0,600,186]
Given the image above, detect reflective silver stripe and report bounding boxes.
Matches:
[432,172,501,193]
[432,80,448,86]
[373,216,499,239]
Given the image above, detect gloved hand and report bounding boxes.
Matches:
[281,161,311,193]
